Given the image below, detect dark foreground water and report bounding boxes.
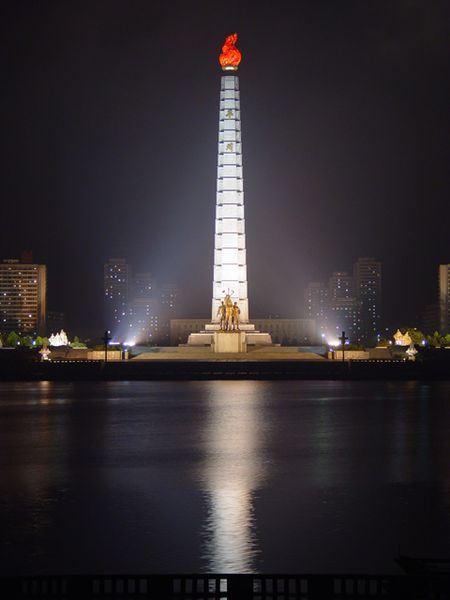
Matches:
[1,380,449,575]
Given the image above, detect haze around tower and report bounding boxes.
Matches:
[0,1,448,335]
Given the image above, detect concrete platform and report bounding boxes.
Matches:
[187,330,272,347]
[131,346,325,361]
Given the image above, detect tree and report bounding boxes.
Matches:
[6,331,20,347]
[408,329,425,346]
[21,336,33,348]
[427,331,444,347]
[71,340,87,349]
[35,336,44,347]
[70,335,87,349]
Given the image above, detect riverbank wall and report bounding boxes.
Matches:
[0,357,448,381]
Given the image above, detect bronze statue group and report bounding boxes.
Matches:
[217,294,241,331]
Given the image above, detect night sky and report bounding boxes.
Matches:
[1,1,449,335]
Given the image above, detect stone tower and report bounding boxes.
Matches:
[187,34,271,347]
[211,74,249,324]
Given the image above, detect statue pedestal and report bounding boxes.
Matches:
[187,328,272,347]
[205,322,255,332]
[213,331,247,353]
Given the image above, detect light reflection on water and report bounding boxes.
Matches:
[0,380,449,575]
[199,381,268,572]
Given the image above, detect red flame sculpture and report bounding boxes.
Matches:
[219,33,242,71]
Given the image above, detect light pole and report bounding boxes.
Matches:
[101,330,111,363]
[339,330,349,363]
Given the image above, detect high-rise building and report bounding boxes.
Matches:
[134,272,154,298]
[158,283,178,344]
[422,302,439,334]
[328,297,362,343]
[126,299,160,344]
[305,262,381,344]
[439,264,450,333]
[160,283,178,314]
[327,271,361,343]
[0,258,46,335]
[104,258,131,334]
[304,282,329,339]
[353,257,382,343]
[46,310,65,334]
[329,271,354,300]
[126,272,160,344]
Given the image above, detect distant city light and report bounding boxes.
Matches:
[124,340,136,347]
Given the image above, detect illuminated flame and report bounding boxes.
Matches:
[219,33,242,71]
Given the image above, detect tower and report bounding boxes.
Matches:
[187,34,271,348]
[211,72,248,323]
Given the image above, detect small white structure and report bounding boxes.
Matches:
[405,342,418,361]
[39,347,51,361]
[48,329,69,347]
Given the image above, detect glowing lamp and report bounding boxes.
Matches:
[219,33,242,71]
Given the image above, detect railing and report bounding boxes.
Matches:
[3,573,450,599]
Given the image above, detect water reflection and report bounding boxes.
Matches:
[387,382,433,483]
[0,382,72,572]
[198,381,269,572]
[1,380,450,574]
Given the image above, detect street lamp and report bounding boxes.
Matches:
[101,330,111,363]
[339,330,349,363]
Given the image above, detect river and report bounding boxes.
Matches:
[1,380,449,574]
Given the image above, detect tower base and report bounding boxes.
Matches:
[213,331,247,353]
[187,324,272,348]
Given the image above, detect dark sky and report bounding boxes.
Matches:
[1,0,449,335]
